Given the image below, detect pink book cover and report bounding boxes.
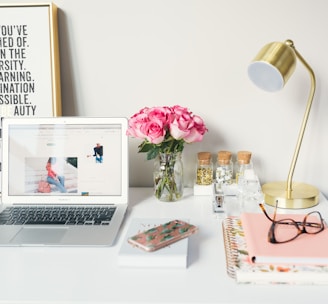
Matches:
[240,212,328,265]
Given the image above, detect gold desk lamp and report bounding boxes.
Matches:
[248,39,319,209]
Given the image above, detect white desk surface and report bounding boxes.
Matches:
[0,187,328,304]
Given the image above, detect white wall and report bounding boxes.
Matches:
[3,0,328,197]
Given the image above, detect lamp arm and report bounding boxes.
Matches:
[286,45,316,196]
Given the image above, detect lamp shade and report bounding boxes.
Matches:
[248,41,297,92]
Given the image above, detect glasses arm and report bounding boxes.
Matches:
[259,203,274,222]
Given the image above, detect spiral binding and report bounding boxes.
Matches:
[222,217,239,279]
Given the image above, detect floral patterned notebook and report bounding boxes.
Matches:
[222,217,328,284]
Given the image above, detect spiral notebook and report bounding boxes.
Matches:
[222,217,328,285]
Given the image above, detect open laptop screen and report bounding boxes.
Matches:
[2,118,127,203]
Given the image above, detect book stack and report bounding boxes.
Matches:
[118,218,190,268]
[222,214,328,284]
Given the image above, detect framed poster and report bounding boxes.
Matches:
[0,2,61,192]
[0,2,62,118]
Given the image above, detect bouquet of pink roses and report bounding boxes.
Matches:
[126,105,208,160]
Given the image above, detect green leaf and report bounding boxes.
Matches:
[138,142,153,153]
[161,234,173,241]
[179,227,189,234]
[145,228,157,234]
[147,148,159,160]
[161,229,173,234]
[146,235,156,241]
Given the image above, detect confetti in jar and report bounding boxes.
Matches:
[215,151,233,186]
[196,152,213,185]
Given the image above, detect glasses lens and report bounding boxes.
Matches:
[274,219,300,243]
[304,212,323,234]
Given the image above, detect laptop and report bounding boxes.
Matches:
[0,116,129,246]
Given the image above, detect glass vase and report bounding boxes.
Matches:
[153,152,183,202]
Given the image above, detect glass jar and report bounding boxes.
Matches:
[196,152,213,185]
[215,150,233,186]
[153,152,184,202]
[235,151,253,184]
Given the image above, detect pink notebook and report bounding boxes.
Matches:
[241,212,328,265]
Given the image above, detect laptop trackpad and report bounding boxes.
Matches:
[11,227,68,245]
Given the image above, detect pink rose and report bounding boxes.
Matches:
[127,105,208,149]
[147,106,171,126]
[169,106,194,140]
[169,117,192,140]
[183,115,208,143]
[141,118,166,144]
[126,107,150,139]
[171,105,190,118]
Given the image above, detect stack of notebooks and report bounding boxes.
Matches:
[222,213,328,284]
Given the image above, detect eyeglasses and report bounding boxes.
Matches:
[259,201,325,244]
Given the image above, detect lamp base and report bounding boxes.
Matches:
[262,181,319,209]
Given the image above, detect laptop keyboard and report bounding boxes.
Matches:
[0,206,116,226]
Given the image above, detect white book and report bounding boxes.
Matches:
[118,218,189,268]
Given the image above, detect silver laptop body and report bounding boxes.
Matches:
[0,116,129,246]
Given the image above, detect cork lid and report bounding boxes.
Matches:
[237,151,252,164]
[198,152,211,165]
[217,151,232,165]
